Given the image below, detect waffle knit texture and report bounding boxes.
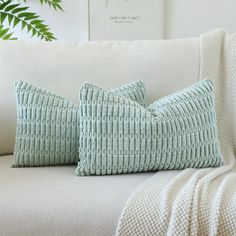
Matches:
[13,80,147,167]
[116,30,236,236]
[76,79,223,176]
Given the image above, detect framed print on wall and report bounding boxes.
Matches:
[88,0,164,40]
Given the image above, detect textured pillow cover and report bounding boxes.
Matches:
[13,80,148,167]
[76,79,223,176]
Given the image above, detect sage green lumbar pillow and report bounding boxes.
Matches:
[76,79,223,176]
[13,80,148,167]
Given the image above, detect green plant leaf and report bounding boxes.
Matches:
[40,0,63,11]
[0,1,10,10]
[5,3,19,12]
[13,17,20,27]
[23,0,63,11]
[0,24,17,40]
[0,12,7,24]
[12,7,28,14]
[0,1,56,41]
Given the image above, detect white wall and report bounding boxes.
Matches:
[13,0,236,41]
[164,0,236,39]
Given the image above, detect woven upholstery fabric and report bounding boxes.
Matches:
[76,79,223,176]
[110,81,148,107]
[13,80,148,167]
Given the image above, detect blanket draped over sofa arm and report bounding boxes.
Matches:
[116,30,236,236]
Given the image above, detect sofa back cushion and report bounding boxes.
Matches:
[0,39,200,155]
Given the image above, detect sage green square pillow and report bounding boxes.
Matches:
[76,79,223,176]
[13,80,148,167]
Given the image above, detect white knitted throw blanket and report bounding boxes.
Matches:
[116,30,236,236]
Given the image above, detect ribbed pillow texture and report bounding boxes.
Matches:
[75,79,223,176]
[13,80,148,167]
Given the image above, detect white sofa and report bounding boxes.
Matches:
[0,38,200,236]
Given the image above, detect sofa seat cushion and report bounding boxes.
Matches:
[0,155,180,236]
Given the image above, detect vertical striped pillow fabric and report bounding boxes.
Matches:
[13,80,148,167]
[76,79,223,176]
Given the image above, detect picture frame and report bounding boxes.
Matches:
[88,0,164,40]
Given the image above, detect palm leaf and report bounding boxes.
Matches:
[0,24,17,39]
[0,0,56,41]
[39,0,63,11]
[23,0,63,11]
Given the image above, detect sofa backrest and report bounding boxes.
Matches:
[0,39,200,155]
